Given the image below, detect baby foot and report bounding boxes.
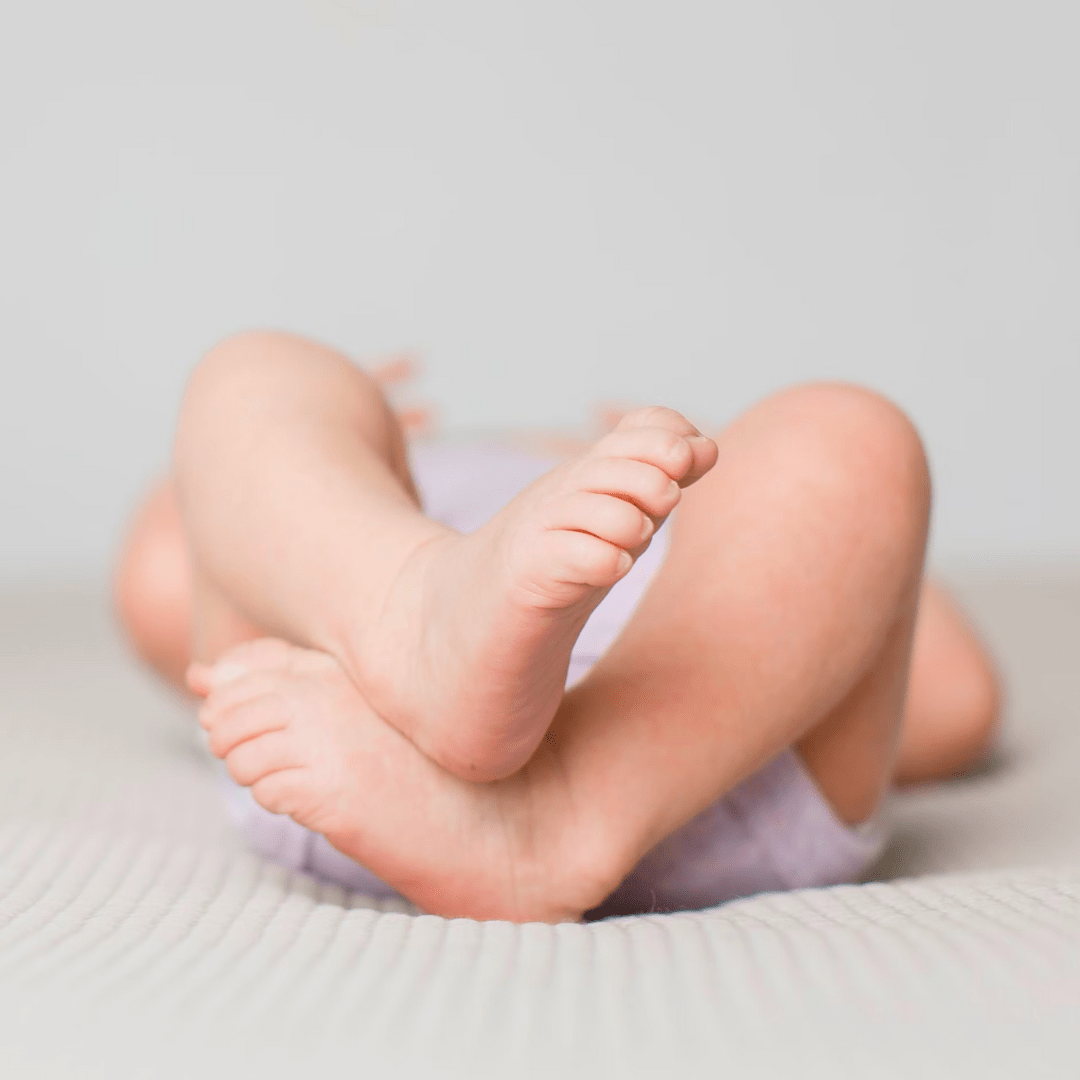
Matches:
[350,406,718,780]
[191,638,613,922]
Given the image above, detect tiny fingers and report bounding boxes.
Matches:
[594,402,633,434]
[368,354,438,440]
[397,405,438,437]
[370,353,419,386]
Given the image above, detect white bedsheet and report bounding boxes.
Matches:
[1,575,1079,1078]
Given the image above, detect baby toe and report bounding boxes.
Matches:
[601,408,718,486]
[573,456,681,518]
[545,490,652,549]
[249,768,311,818]
[225,729,300,787]
[592,425,693,480]
[541,528,633,591]
[613,405,701,438]
[205,692,291,757]
[205,638,299,688]
[198,670,287,729]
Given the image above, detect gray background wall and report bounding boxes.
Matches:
[1,0,1077,585]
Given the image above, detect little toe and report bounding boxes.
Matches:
[189,650,269,701]
[207,638,297,682]
[612,405,702,438]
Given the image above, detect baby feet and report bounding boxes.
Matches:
[347,407,718,781]
[190,639,614,922]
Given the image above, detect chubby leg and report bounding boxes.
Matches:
[114,355,433,692]
[547,384,932,866]
[118,388,1002,794]
[172,331,716,780]
[894,581,1002,784]
[118,400,1000,791]
[192,384,939,922]
[174,333,433,666]
[115,477,194,689]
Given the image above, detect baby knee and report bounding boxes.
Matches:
[184,331,297,407]
[180,331,396,457]
[114,487,192,681]
[945,649,1003,760]
[783,382,932,546]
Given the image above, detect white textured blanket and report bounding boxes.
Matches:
[2,576,1079,1078]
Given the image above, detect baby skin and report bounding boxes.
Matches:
[117,332,1002,922]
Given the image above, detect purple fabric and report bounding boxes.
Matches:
[220,440,889,916]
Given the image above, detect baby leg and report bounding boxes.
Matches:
[173,330,716,780]
[895,581,1002,784]
[173,332,435,665]
[115,476,196,690]
[195,382,931,922]
[548,382,932,872]
[523,400,1002,787]
[114,354,435,692]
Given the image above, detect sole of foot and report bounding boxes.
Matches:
[190,639,617,922]
[348,406,718,780]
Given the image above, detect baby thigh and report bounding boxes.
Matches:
[173,331,431,669]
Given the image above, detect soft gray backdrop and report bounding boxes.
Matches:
[1,0,1077,585]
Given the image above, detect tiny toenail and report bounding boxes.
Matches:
[617,551,633,573]
[210,660,247,685]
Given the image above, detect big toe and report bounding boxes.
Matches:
[187,637,301,696]
[604,406,719,487]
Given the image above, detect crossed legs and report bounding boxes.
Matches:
[115,332,1001,919]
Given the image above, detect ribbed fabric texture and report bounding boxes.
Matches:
[3,588,1080,1077]
[2,820,1079,1078]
